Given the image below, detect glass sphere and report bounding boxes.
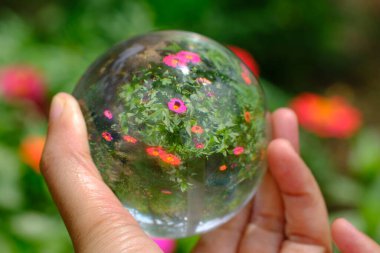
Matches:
[73,30,268,238]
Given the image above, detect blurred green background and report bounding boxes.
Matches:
[0,0,380,252]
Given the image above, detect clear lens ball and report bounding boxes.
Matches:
[73,30,268,238]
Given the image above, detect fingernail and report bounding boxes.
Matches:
[50,94,65,121]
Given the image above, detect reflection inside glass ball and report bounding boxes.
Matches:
[73,30,267,238]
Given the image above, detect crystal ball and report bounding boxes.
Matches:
[73,31,268,238]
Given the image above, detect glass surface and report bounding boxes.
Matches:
[73,30,268,238]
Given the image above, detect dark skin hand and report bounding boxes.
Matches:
[41,93,379,252]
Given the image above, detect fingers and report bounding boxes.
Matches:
[238,173,284,253]
[271,108,299,152]
[41,93,161,253]
[267,139,331,252]
[332,218,380,253]
[238,108,298,253]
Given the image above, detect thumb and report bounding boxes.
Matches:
[41,93,162,253]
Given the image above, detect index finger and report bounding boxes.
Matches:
[267,139,332,251]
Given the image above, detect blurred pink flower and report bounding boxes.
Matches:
[195,143,205,149]
[152,238,176,253]
[290,93,362,138]
[0,65,46,104]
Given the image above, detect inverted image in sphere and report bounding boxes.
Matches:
[73,30,268,238]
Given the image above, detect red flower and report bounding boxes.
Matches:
[233,146,245,155]
[123,135,137,144]
[244,111,252,123]
[290,93,362,138]
[191,125,204,134]
[159,153,181,166]
[102,132,113,141]
[219,165,227,171]
[228,45,260,77]
[161,190,173,195]
[19,136,45,173]
[0,65,46,105]
[146,147,164,157]
[241,64,252,85]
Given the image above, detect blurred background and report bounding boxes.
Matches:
[0,0,380,252]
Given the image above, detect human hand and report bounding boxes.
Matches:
[42,92,331,253]
[41,93,162,252]
[193,108,332,252]
[332,218,380,253]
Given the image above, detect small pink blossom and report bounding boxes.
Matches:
[177,51,201,64]
[195,143,205,149]
[163,54,187,68]
[233,146,245,155]
[103,109,113,119]
[168,98,187,114]
[206,92,215,98]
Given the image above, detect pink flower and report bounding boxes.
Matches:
[103,109,113,119]
[176,51,201,64]
[168,98,187,114]
[195,143,205,149]
[233,146,245,155]
[102,132,113,142]
[206,91,215,97]
[191,125,204,134]
[163,54,187,68]
[0,65,46,104]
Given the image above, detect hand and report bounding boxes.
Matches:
[193,108,332,252]
[41,93,162,252]
[332,218,380,253]
[42,93,331,253]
